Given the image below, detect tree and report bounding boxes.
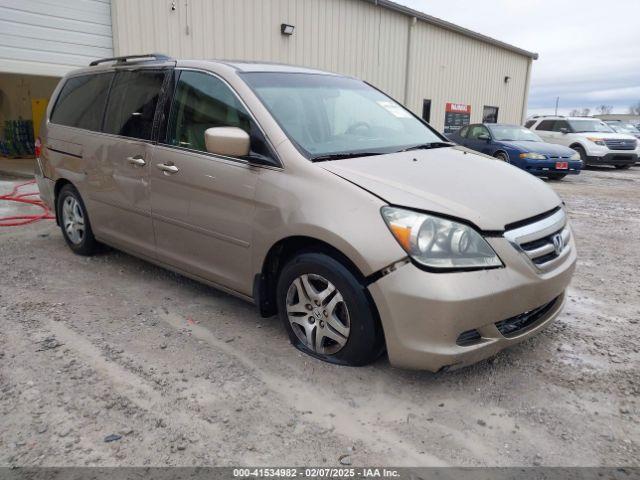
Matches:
[580,108,591,117]
[629,102,640,115]
[569,108,582,116]
[596,105,613,115]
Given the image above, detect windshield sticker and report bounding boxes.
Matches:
[377,101,412,118]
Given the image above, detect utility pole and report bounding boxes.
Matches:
[555,97,559,116]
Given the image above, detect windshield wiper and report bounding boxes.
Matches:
[397,141,453,152]
[311,152,385,162]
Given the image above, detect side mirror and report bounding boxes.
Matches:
[477,133,490,141]
[560,128,569,134]
[204,127,250,157]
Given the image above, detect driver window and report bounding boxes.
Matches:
[468,125,489,139]
[166,71,273,160]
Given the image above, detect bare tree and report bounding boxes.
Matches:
[569,108,582,116]
[596,104,613,115]
[580,108,591,117]
[629,101,640,115]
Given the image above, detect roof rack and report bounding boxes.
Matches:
[89,53,173,66]
[531,114,565,118]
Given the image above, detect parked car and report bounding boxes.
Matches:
[604,120,640,140]
[525,116,638,169]
[35,54,576,371]
[447,123,582,180]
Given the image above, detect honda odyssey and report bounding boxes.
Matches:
[35,54,577,371]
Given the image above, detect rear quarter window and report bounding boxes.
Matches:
[50,73,114,131]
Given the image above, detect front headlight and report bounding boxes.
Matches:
[586,137,606,146]
[381,206,502,270]
[570,151,581,160]
[519,152,546,160]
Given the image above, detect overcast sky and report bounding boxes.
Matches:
[394,0,640,116]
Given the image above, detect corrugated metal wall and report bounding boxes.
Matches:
[406,21,531,130]
[111,0,531,130]
[0,0,113,77]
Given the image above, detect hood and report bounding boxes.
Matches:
[500,140,574,156]
[573,132,637,140]
[320,146,561,231]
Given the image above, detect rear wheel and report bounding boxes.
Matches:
[494,152,509,163]
[276,252,383,366]
[57,184,99,256]
[614,165,631,170]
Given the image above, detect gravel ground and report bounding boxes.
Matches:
[0,167,638,467]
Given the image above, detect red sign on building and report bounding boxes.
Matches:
[444,102,471,134]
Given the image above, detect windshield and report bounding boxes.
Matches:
[569,119,614,133]
[240,72,444,159]
[608,122,640,133]
[487,125,542,142]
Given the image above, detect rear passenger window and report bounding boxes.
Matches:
[103,70,166,140]
[524,120,535,129]
[166,70,274,162]
[50,73,113,131]
[536,120,555,131]
[553,120,570,132]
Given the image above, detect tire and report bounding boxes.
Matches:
[494,152,509,163]
[548,173,567,180]
[571,145,587,164]
[614,165,631,170]
[276,252,383,366]
[57,184,99,256]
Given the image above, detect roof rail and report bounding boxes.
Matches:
[89,53,173,66]
[531,114,564,118]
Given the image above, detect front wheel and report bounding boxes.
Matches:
[571,145,587,164]
[276,252,384,366]
[494,152,509,163]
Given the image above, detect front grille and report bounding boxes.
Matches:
[495,296,559,337]
[504,209,572,272]
[604,138,637,150]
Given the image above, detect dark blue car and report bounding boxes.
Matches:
[447,123,582,179]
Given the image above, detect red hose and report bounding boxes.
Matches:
[0,179,55,227]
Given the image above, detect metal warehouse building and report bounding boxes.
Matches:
[0,0,537,155]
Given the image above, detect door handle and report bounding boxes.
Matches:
[157,163,179,174]
[127,156,146,166]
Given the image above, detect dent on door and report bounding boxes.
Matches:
[84,133,155,257]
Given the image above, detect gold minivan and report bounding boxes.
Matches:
[35,54,576,371]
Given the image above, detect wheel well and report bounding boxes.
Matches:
[494,150,509,160]
[254,236,367,318]
[569,143,584,150]
[53,179,72,224]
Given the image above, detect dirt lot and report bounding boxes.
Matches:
[0,167,638,467]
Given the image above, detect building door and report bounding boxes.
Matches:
[422,99,432,123]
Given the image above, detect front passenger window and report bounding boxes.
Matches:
[167,71,273,161]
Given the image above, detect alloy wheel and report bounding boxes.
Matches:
[285,273,350,355]
[62,196,85,245]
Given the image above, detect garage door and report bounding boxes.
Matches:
[0,0,113,77]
